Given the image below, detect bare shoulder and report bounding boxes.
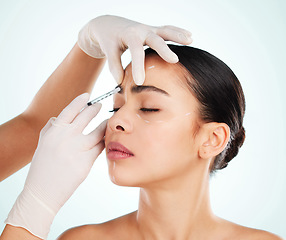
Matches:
[219,219,283,240]
[56,211,137,240]
[251,230,284,240]
[56,224,103,240]
[240,228,284,240]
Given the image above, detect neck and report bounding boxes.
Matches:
[135,167,217,240]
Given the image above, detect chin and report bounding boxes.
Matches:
[108,166,141,187]
[109,175,142,188]
[108,166,155,188]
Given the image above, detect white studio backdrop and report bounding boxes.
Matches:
[0,0,285,239]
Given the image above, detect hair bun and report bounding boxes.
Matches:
[234,127,246,148]
[219,127,246,170]
[214,127,246,170]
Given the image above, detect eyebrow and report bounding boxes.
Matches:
[116,84,170,96]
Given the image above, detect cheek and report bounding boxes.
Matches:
[137,121,195,164]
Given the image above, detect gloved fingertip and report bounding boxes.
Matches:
[99,119,108,129]
[169,53,179,63]
[112,69,124,84]
[178,32,193,45]
[186,37,193,45]
[90,101,102,109]
[116,77,123,85]
[162,50,179,64]
[69,93,90,109]
[97,102,103,110]
[133,71,145,85]
[113,74,120,84]
[77,92,90,101]
[185,30,192,38]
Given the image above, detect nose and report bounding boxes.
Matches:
[108,107,133,133]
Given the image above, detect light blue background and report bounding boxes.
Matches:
[0,0,285,239]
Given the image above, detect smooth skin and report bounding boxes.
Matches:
[0,43,105,182]
[58,55,283,240]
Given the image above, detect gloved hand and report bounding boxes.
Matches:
[5,93,107,239]
[78,15,193,85]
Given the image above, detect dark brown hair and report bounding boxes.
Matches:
[145,45,246,172]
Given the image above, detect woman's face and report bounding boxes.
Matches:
[105,55,204,188]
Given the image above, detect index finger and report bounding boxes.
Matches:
[156,25,193,45]
[56,93,90,124]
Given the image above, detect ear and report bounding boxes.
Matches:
[198,122,230,160]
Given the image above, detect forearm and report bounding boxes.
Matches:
[24,43,106,120]
[0,114,36,181]
[0,225,42,240]
[0,43,105,181]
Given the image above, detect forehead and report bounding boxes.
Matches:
[123,55,186,93]
[118,55,201,117]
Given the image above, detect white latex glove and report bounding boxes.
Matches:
[78,15,193,85]
[5,93,107,239]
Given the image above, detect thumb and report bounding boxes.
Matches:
[39,117,56,138]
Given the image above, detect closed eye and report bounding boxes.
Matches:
[140,108,159,112]
[109,108,160,113]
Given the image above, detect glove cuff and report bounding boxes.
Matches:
[5,187,56,239]
[77,22,106,59]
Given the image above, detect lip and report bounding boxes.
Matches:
[107,142,134,160]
